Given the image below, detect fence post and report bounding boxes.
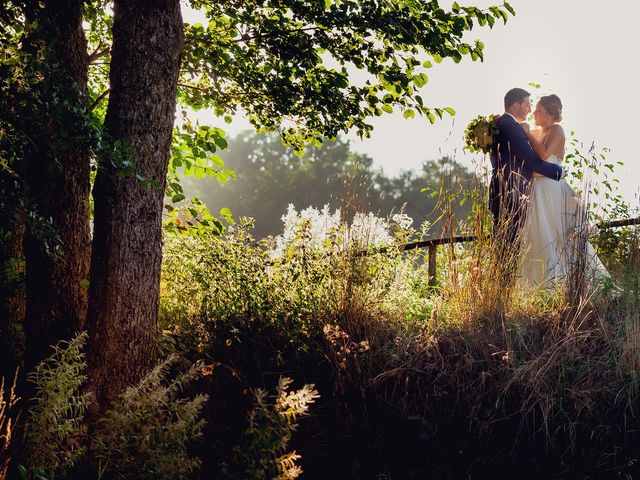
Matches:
[428,244,437,286]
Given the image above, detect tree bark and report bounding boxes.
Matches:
[22,0,91,369]
[86,0,183,407]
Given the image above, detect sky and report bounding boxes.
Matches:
[184,0,640,207]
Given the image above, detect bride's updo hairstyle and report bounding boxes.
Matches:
[539,94,562,122]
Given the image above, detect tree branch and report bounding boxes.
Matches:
[89,44,111,63]
[88,89,110,112]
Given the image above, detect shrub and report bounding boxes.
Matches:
[92,355,208,480]
[22,335,208,480]
[160,208,428,356]
[23,333,89,479]
[240,377,319,480]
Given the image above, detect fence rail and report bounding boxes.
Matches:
[380,216,640,286]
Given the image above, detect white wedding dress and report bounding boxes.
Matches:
[519,154,610,290]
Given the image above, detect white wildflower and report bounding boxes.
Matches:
[272,204,393,258]
[391,213,414,231]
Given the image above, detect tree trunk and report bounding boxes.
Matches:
[22,0,91,370]
[86,0,183,407]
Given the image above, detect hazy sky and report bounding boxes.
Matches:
[184,0,640,206]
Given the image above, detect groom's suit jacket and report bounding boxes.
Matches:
[489,114,563,226]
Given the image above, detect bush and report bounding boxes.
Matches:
[22,335,207,480]
[92,355,208,480]
[240,377,319,480]
[24,333,89,479]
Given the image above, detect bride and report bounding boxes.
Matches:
[518,94,609,289]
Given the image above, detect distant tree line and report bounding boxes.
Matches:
[184,131,478,239]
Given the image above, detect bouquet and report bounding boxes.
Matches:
[464,115,500,154]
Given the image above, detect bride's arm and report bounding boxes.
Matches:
[525,125,565,160]
[527,133,551,160]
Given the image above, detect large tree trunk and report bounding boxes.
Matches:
[22,0,91,369]
[86,0,183,407]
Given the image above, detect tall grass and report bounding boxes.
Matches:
[0,373,18,479]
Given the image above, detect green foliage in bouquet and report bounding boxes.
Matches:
[464,115,500,154]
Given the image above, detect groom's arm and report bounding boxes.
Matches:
[503,122,563,180]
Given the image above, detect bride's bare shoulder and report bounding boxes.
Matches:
[550,124,565,138]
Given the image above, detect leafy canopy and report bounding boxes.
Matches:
[182,0,515,151]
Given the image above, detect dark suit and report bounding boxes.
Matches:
[489,114,563,234]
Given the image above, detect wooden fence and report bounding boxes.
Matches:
[384,216,640,286]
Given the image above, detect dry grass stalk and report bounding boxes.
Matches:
[0,372,19,480]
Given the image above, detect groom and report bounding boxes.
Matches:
[489,87,564,239]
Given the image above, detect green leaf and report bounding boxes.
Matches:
[214,136,228,150]
[212,218,224,233]
[381,104,393,114]
[443,107,456,116]
[215,171,230,183]
[222,168,237,179]
[415,73,428,88]
[183,160,194,176]
[504,2,516,16]
[210,155,224,167]
[403,109,415,119]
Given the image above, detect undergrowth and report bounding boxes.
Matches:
[159,203,640,478]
